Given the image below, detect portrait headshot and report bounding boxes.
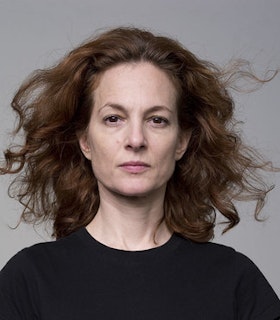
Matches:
[0,1,280,319]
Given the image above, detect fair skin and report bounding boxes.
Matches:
[79,62,189,251]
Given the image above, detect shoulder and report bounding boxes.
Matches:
[0,228,85,276]
[176,233,248,267]
[176,235,280,318]
[175,234,276,286]
[175,235,280,318]
[196,241,267,276]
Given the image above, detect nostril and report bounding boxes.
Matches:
[125,127,147,150]
[126,143,146,151]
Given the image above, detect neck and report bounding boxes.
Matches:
[86,186,171,251]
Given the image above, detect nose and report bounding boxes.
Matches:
[125,121,147,151]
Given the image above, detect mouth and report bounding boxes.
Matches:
[119,161,150,173]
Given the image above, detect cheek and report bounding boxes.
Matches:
[89,146,109,180]
[88,132,118,164]
[153,143,179,175]
[155,134,179,158]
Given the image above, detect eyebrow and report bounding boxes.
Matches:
[99,103,173,115]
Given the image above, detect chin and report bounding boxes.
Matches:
[99,180,166,198]
[112,184,165,198]
[117,189,152,198]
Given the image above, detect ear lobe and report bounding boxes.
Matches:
[175,131,191,161]
[78,133,92,160]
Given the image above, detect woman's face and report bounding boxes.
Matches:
[79,62,189,199]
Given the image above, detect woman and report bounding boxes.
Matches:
[0,27,279,319]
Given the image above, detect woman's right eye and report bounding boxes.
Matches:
[103,115,123,126]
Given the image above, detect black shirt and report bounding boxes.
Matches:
[0,228,280,319]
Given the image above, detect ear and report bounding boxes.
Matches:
[175,130,191,161]
[78,132,92,160]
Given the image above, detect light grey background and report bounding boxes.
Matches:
[0,0,279,295]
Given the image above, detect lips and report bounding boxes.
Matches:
[119,161,150,173]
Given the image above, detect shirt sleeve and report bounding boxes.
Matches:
[235,252,280,320]
[0,250,38,320]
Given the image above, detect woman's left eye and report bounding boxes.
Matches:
[150,116,169,126]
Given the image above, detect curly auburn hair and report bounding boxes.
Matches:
[0,27,276,242]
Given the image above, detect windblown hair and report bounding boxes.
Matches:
[0,27,276,241]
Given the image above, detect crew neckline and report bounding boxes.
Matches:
[76,227,183,259]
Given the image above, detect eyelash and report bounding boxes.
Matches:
[103,115,170,127]
[103,115,123,125]
[149,116,169,126]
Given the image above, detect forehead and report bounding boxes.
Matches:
[92,62,178,109]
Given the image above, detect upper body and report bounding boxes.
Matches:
[1,227,280,320]
[0,27,279,319]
